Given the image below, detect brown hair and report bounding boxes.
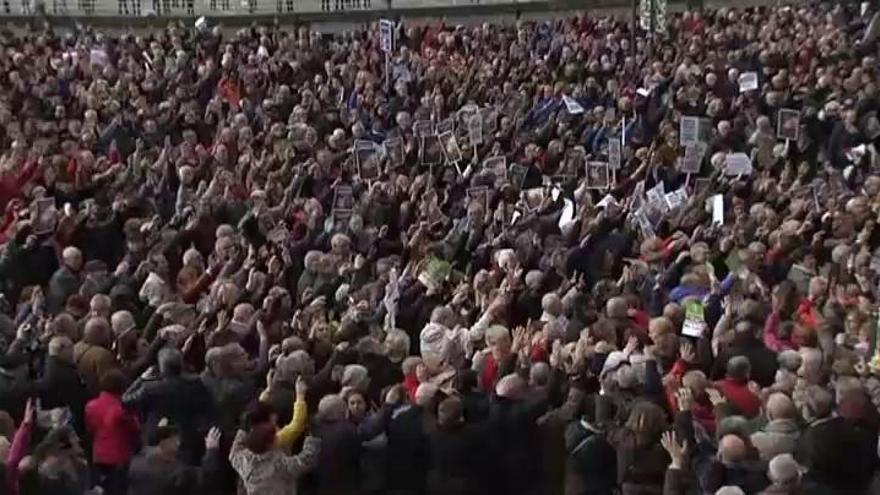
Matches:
[624,401,667,448]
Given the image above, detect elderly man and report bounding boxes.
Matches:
[123,348,214,465]
[39,336,89,435]
[751,393,801,460]
[47,246,83,314]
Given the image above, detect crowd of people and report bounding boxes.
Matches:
[0,2,878,495]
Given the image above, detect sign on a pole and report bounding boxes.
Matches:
[379,19,394,53]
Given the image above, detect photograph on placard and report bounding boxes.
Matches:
[437,118,455,135]
[467,186,491,213]
[384,138,405,169]
[563,147,587,177]
[354,141,382,180]
[508,164,528,190]
[333,185,355,211]
[414,120,435,139]
[680,142,707,174]
[608,138,622,170]
[482,107,499,135]
[32,197,57,235]
[586,161,610,190]
[456,104,480,131]
[679,116,700,145]
[468,115,483,145]
[483,155,507,184]
[777,109,801,141]
[439,131,463,164]
[420,135,443,166]
[522,187,545,212]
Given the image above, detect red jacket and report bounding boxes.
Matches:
[85,392,141,466]
[714,377,761,418]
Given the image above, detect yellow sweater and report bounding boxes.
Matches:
[260,389,308,451]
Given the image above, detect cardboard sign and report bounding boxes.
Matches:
[379,19,395,53]
[31,197,57,235]
[777,109,801,141]
[414,120,435,138]
[354,140,381,180]
[680,141,708,174]
[608,137,622,170]
[483,156,507,183]
[558,198,576,230]
[664,187,689,210]
[436,118,454,135]
[523,188,545,212]
[384,138,405,169]
[738,72,759,93]
[563,147,587,177]
[481,107,499,135]
[508,164,528,190]
[468,115,483,146]
[724,153,753,176]
[682,300,706,338]
[332,185,354,220]
[634,207,655,238]
[467,186,491,213]
[586,161,610,190]
[420,135,442,166]
[439,131,463,164]
[680,116,700,145]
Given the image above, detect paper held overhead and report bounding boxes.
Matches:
[562,95,585,115]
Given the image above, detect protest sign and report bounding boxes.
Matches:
[709,194,724,225]
[379,19,394,53]
[483,156,507,183]
[468,115,483,145]
[437,118,454,135]
[508,164,528,190]
[680,116,700,145]
[777,109,801,141]
[414,120,434,138]
[738,72,759,92]
[563,147,587,177]
[586,161,610,190]
[481,107,499,135]
[682,300,706,338]
[420,135,443,167]
[724,153,753,176]
[664,187,688,211]
[384,138,405,169]
[31,197,57,235]
[680,141,707,174]
[634,207,655,238]
[467,186,491,213]
[694,177,711,196]
[354,140,381,180]
[562,95,585,115]
[332,185,354,220]
[439,131,463,164]
[608,137,622,170]
[523,188,545,212]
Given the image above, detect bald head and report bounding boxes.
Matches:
[766,393,796,421]
[718,434,747,464]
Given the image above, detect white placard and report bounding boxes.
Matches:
[562,95,585,115]
[586,161,610,190]
[680,116,700,145]
[724,153,753,176]
[710,194,724,225]
[379,19,394,53]
[680,142,707,174]
[738,72,759,93]
[608,138,622,170]
[664,188,688,210]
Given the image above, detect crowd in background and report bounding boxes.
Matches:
[0,2,878,495]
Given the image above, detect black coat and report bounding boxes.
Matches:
[39,356,88,435]
[426,423,485,495]
[564,421,617,495]
[485,396,548,495]
[122,373,214,465]
[311,419,364,495]
[796,417,879,492]
[385,405,430,495]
